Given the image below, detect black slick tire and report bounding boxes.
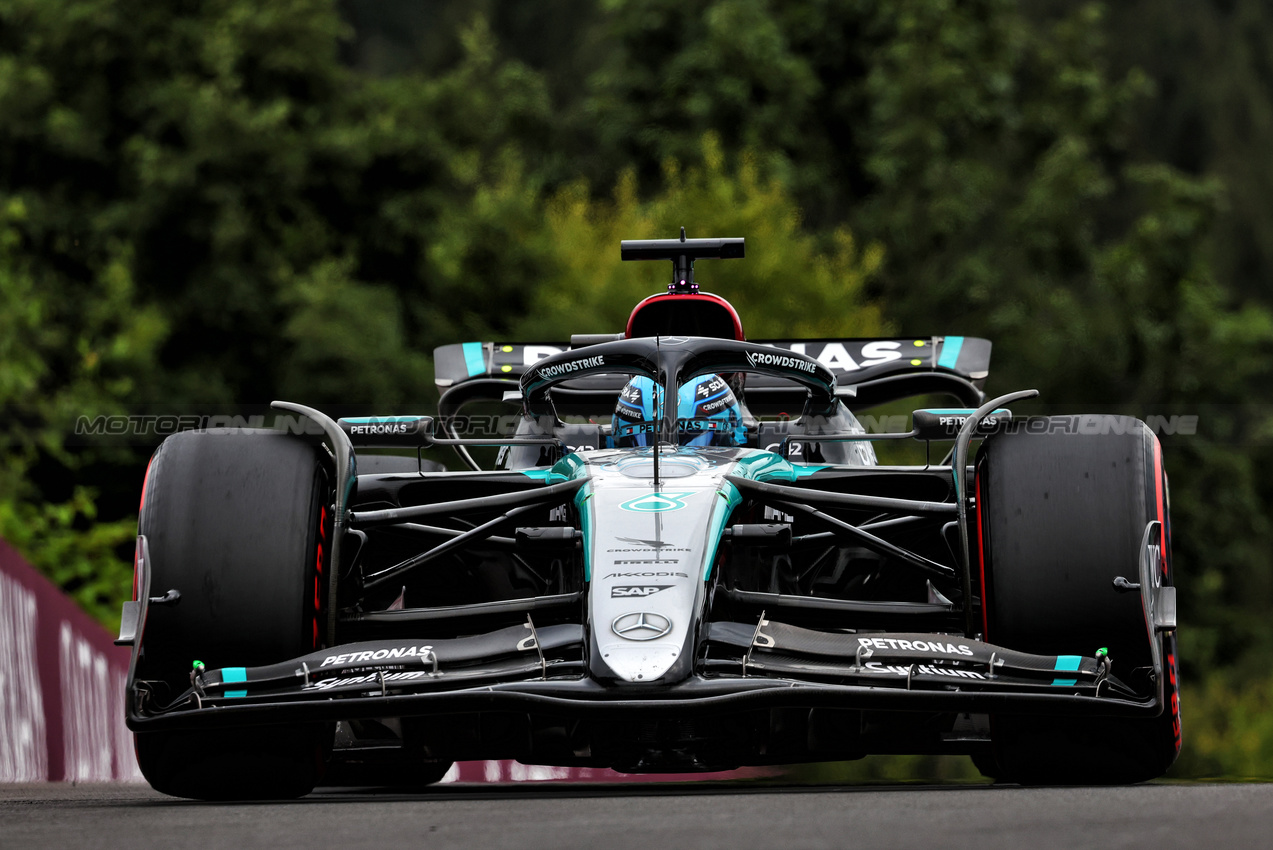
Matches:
[133,429,333,800]
[975,415,1181,785]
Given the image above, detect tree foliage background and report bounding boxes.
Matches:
[3,0,1273,778]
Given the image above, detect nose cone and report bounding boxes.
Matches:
[597,604,693,683]
[599,611,681,681]
[578,447,746,684]
[598,640,681,682]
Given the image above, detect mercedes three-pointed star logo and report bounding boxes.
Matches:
[611,611,673,641]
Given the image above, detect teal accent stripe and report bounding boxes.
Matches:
[223,666,247,698]
[937,336,964,369]
[520,452,590,486]
[1051,655,1082,687]
[730,451,827,484]
[576,487,594,581]
[461,342,485,376]
[702,482,743,579]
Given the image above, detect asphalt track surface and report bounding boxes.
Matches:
[3,781,1272,850]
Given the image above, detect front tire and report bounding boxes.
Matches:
[134,429,333,799]
[975,415,1181,784]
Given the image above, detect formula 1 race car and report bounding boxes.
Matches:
[119,235,1181,799]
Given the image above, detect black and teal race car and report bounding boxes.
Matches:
[120,235,1181,799]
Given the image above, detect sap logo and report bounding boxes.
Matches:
[611,585,672,598]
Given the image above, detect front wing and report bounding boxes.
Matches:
[126,618,1165,732]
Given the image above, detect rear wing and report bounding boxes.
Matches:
[437,337,988,386]
[435,337,991,411]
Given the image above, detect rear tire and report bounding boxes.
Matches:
[975,415,1181,785]
[135,429,333,800]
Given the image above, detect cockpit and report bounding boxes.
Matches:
[430,235,983,473]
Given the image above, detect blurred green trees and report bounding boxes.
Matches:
[3,0,1273,775]
[513,136,885,341]
[0,190,163,625]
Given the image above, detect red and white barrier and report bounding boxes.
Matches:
[0,539,141,782]
[439,761,771,784]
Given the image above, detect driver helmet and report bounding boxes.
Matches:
[612,374,746,448]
